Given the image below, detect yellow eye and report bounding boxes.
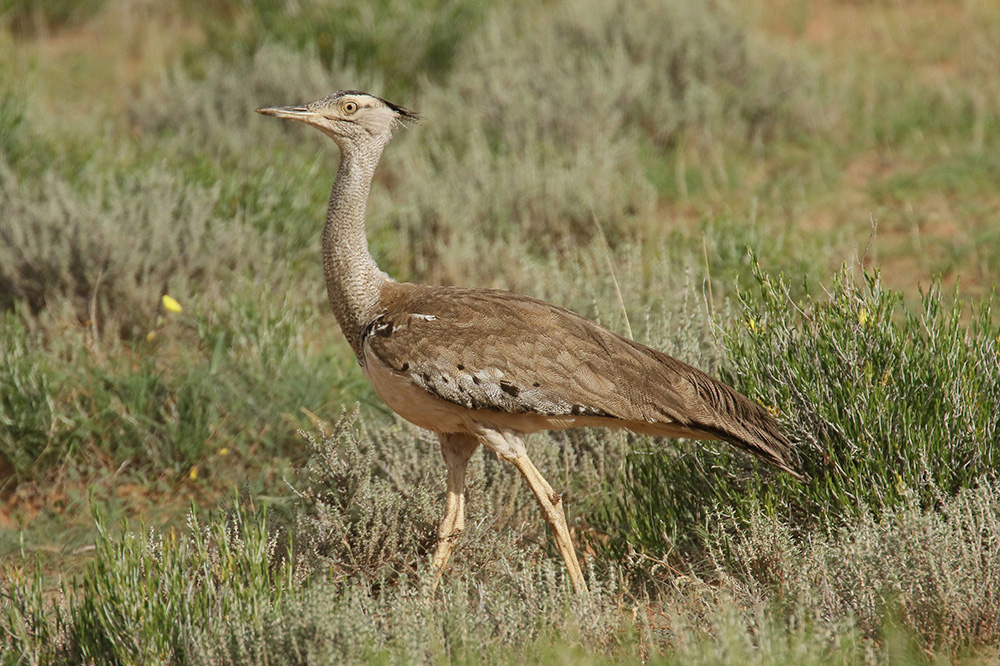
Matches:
[343,100,358,114]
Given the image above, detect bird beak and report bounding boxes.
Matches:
[255,105,319,121]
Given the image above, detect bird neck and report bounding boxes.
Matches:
[324,141,390,357]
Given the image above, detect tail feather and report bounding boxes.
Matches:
[687,371,807,481]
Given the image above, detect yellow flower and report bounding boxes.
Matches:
[162,294,183,313]
[218,448,229,457]
[858,307,869,327]
[188,466,198,480]
[146,331,156,342]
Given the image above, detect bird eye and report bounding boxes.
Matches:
[343,101,358,114]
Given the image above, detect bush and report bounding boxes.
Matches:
[289,409,630,590]
[709,483,1000,652]
[0,312,67,476]
[1,499,293,664]
[0,161,274,341]
[290,410,441,586]
[4,446,946,664]
[183,0,487,99]
[727,260,998,509]
[603,257,999,559]
[373,0,821,287]
[0,0,106,36]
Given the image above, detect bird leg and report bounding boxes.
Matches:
[431,432,479,589]
[476,426,587,594]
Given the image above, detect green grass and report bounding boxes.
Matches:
[0,0,107,36]
[601,253,999,551]
[2,0,1000,662]
[5,415,993,663]
[0,313,62,475]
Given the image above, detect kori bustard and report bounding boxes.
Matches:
[257,91,803,593]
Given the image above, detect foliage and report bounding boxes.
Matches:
[729,262,998,507]
[2,499,293,664]
[182,0,487,99]
[6,418,990,663]
[384,0,820,269]
[708,483,1000,653]
[605,257,999,560]
[2,0,1000,662]
[0,313,65,475]
[290,410,441,586]
[0,161,266,339]
[0,0,106,36]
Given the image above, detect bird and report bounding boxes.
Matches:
[256,90,804,593]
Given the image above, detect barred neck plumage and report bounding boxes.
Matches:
[255,90,414,358]
[322,140,390,357]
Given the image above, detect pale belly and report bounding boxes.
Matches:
[360,353,620,436]
[362,354,472,433]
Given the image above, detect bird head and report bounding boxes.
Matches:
[256,90,419,149]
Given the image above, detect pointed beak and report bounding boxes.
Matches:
[255,105,319,121]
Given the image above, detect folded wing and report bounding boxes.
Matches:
[363,282,803,480]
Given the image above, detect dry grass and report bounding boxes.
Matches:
[710,483,1000,654]
[2,0,1000,663]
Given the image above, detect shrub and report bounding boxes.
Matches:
[183,0,487,99]
[0,312,67,476]
[0,161,270,340]
[288,409,630,590]
[290,410,441,586]
[375,0,821,286]
[1,499,293,664]
[727,260,998,509]
[603,257,999,560]
[0,0,106,36]
[709,483,1000,652]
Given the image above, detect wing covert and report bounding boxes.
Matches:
[362,283,705,425]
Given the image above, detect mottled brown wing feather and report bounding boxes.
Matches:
[365,282,803,479]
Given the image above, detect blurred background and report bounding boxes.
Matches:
[1,1,999,662]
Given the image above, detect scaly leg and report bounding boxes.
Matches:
[431,432,479,589]
[475,426,587,593]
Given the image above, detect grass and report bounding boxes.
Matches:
[2,0,1000,662]
[602,254,999,562]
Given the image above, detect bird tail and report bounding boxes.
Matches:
[686,372,808,482]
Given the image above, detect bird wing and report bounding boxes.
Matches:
[364,282,801,478]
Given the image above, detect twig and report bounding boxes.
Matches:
[861,214,878,267]
[591,210,632,340]
[89,267,105,358]
[702,233,715,319]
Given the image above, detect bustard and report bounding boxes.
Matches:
[257,91,803,593]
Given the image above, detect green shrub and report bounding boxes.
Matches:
[603,256,999,560]
[727,261,998,508]
[0,0,106,36]
[0,312,67,476]
[2,475,919,665]
[1,499,293,664]
[290,410,440,586]
[0,156,304,345]
[182,0,487,99]
[372,0,822,287]
[289,409,631,590]
[73,358,218,474]
[2,408,976,664]
[0,74,25,164]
